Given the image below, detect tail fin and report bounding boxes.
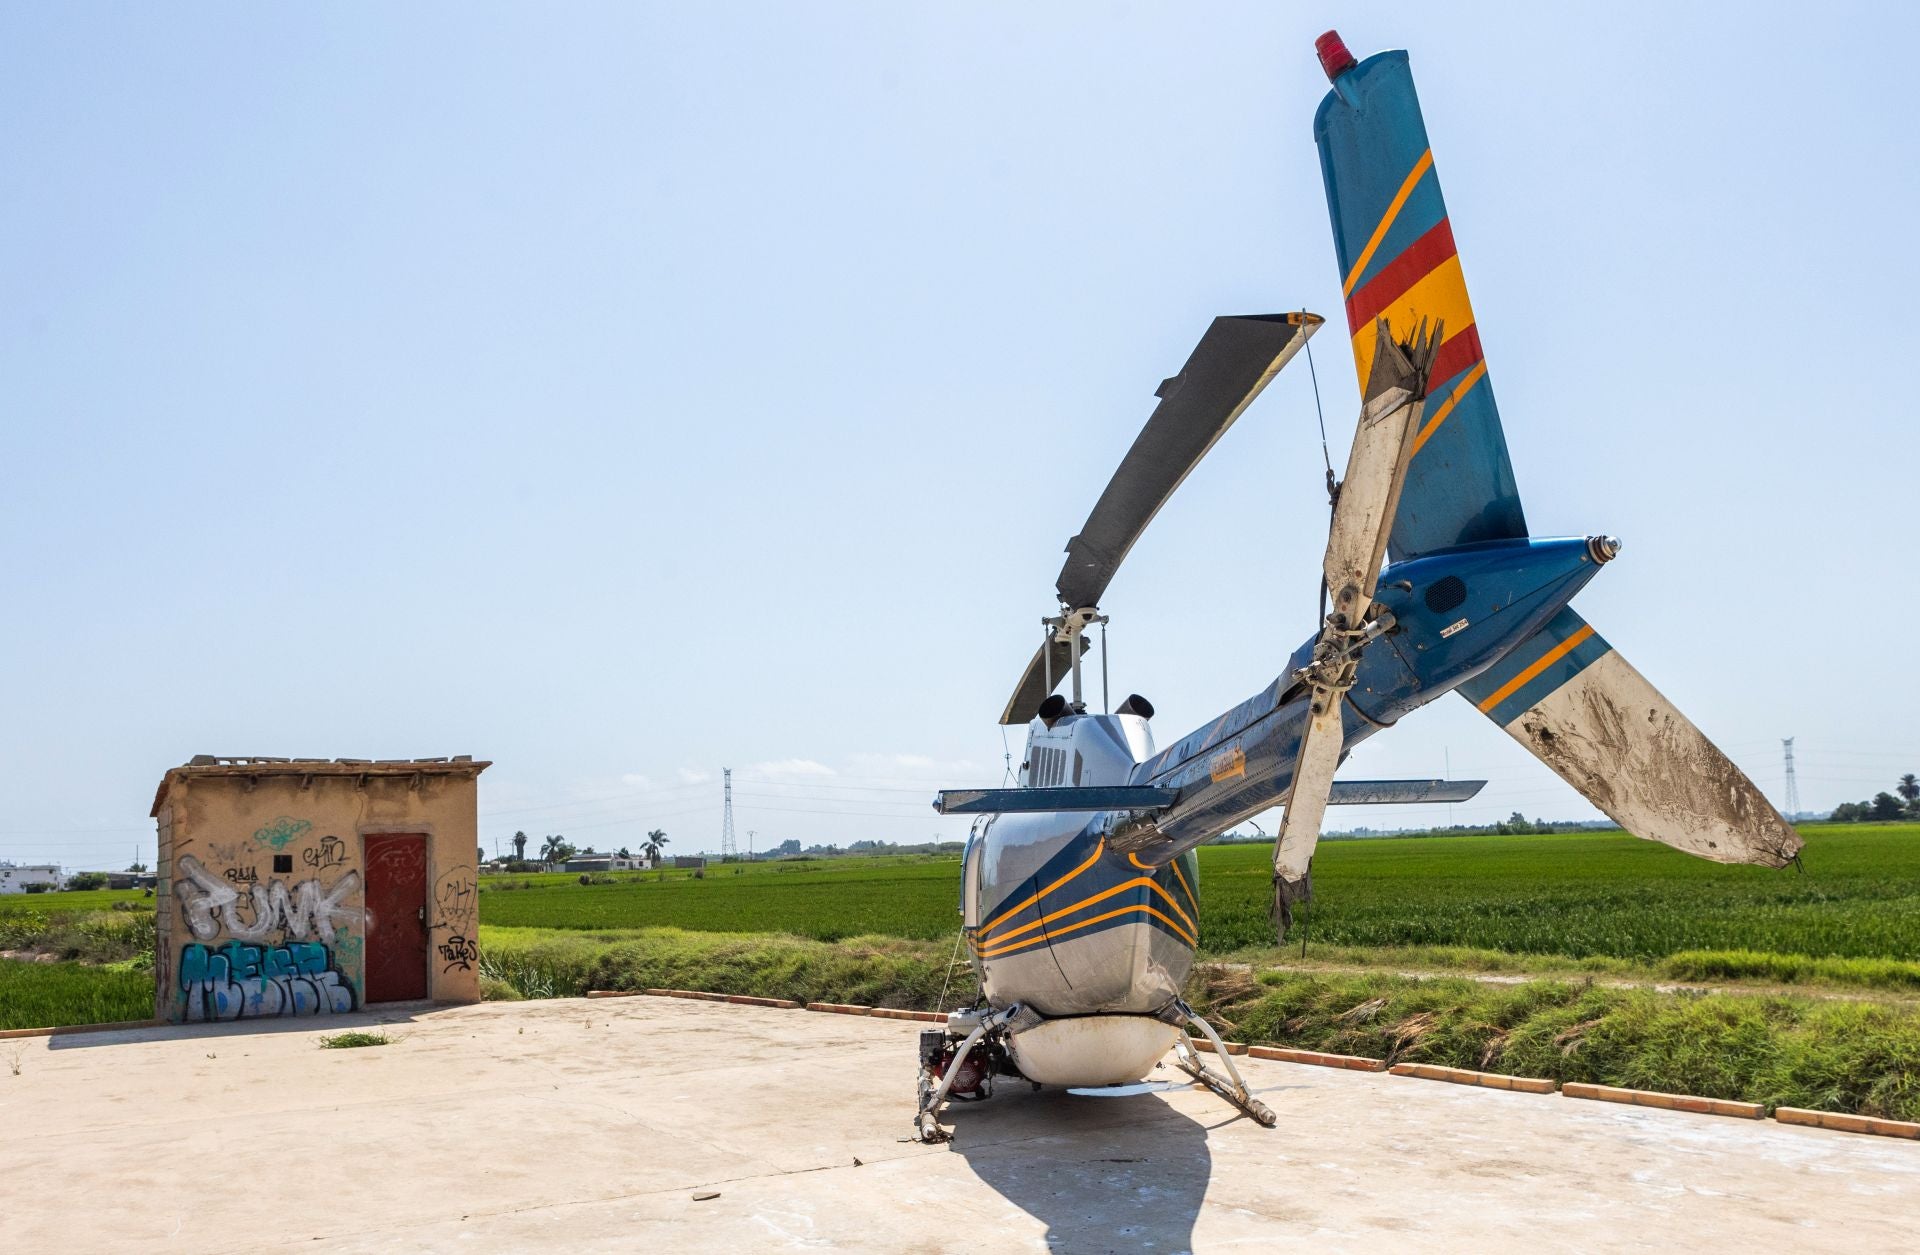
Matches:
[1458,609,1802,866]
[1313,40,1525,560]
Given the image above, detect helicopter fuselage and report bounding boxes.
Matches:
[962,535,1607,1085]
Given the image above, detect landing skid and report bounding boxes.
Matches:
[913,1002,1275,1141]
[1171,1003,1277,1128]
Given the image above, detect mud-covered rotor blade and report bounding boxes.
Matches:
[999,633,1093,726]
[1055,314,1321,611]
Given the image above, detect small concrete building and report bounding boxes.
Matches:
[152,755,489,1023]
[0,862,64,893]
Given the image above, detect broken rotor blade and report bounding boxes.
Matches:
[1272,687,1343,934]
[1320,319,1438,627]
[1272,320,1439,938]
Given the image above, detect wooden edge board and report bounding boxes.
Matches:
[1246,1045,1388,1072]
[1774,1107,1920,1139]
[1562,1081,1763,1119]
[1389,1062,1557,1093]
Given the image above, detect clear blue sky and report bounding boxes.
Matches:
[4,3,1915,867]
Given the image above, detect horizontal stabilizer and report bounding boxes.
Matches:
[1459,608,1802,867]
[1328,778,1486,805]
[933,785,1179,816]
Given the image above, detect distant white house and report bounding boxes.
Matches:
[0,862,64,893]
[563,854,647,873]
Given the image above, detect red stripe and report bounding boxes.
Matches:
[1426,325,1485,393]
[1344,217,1457,333]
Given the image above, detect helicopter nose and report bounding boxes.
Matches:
[1587,535,1622,564]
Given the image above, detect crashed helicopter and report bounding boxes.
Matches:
[915,30,1804,1141]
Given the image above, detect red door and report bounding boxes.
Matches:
[364,834,429,1003]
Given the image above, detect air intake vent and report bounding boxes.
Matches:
[1424,575,1467,614]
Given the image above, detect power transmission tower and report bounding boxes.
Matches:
[1782,738,1800,821]
[721,768,737,860]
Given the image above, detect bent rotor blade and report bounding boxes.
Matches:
[1272,693,1343,930]
[1459,609,1802,867]
[1273,320,1438,936]
[998,633,1091,727]
[1056,314,1322,612]
[1322,319,1439,626]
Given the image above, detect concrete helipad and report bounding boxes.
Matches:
[1,998,1914,1252]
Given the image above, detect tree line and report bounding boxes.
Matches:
[1827,774,1920,823]
[497,828,672,870]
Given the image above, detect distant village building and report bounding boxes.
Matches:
[563,854,644,872]
[672,855,707,870]
[0,862,63,893]
[152,755,489,1023]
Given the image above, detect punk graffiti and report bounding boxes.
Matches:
[178,940,355,1022]
[174,854,362,943]
[437,934,478,972]
[252,816,313,851]
[302,835,348,869]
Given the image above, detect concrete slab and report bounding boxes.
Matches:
[0,997,1914,1253]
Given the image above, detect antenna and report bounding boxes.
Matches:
[721,767,737,861]
[1782,738,1800,821]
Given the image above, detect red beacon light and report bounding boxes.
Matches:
[1315,30,1358,81]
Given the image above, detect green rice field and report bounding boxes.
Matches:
[479,824,1920,962]
[0,959,152,1031]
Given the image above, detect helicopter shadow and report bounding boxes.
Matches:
[944,1082,1300,1252]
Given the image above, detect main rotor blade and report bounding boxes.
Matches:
[1322,319,1439,627]
[998,633,1092,726]
[1272,689,1343,934]
[1056,313,1322,611]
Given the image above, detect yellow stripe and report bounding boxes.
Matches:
[1350,252,1475,390]
[979,838,1104,938]
[1342,148,1434,298]
[1408,360,1489,457]
[1474,624,1598,715]
[977,903,1197,959]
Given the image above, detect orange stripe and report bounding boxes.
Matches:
[979,838,1104,937]
[1475,625,1597,715]
[1408,360,1489,456]
[985,874,1197,951]
[1129,851,1202,933]
[1342,149,1433,297]
[977,903,1197,958]
[1168,856,1199,921]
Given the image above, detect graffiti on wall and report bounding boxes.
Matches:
[433,869,476,934]
[437,935,478,972]
[223,866,258,885]
[174,854,361,943]
[252,817,313,851]
[178,940,355,1022]
[302,835,347,869]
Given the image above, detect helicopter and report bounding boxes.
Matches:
[914,30,1803,1142]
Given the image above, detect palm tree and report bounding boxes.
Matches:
[511,831,528,861]
[642,829,669,866]
[539,833,573,866]
[1898,774,1919,805]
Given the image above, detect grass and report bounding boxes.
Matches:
[1187,963,1920,1122]
[469,924,1920,1120]
[477,824,1920,964]
[479,924,974,1008]
[0,958,152,1030]
[318,1030,393,1049]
